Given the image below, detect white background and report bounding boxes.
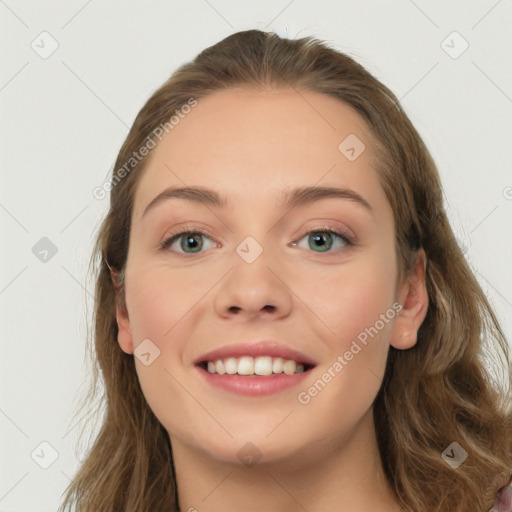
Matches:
[1,1,511,510]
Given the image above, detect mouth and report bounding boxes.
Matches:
[195,356,316,376]
[194,355,316,397]
[192,341,318,396]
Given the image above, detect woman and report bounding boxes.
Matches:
[60,29,512,511]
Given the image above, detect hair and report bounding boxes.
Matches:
[59,29,512,511]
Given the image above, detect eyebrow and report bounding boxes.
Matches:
[140,185,374,220]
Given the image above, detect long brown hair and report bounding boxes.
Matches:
[59,29,512,511]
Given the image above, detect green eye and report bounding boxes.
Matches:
[160,230,215,254]
[160,227,355,255]
[292,229,354,253]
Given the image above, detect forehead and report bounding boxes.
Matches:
[132,88,391,220]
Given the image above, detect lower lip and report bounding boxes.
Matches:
[195,365,312,397]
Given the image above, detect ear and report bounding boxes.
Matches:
[110,268,134,354]
[390,248,429,350]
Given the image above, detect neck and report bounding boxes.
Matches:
[171,409,400,512]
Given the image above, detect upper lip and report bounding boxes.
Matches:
[194,341,318,367]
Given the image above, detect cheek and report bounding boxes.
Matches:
[125,262,207,346]
[125,267,206,434]
[125,264,211,402]
[295,255,397,420]
[297,277,395,434]
[301,255,397,348]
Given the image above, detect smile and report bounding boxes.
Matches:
[195,356,315,397]
[198,355,314,376]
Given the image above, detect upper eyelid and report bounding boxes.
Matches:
[164,224,350,238]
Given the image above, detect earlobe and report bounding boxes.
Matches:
[115,301,134,355]
[109,267,134,355]
[390,249,429,350]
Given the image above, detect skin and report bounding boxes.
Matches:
[114,87,428,512]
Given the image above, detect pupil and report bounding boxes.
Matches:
[310,232,332,252]
[182,233,203,252]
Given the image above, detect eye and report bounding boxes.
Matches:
[159,226,355,255]
[291,227,355,253]
[159,229,217,254]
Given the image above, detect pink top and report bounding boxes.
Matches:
[493,479,512,512]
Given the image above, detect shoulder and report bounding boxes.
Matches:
[493,477,512,512]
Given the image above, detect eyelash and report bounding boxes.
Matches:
[159,225,355,253]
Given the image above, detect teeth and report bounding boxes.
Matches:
[204,356,306,375]
[283,359,297,375]
[237,356,254,375]
[215,359,226,375]
[254,356,272,376]
[224,357,238,375]
[272,357,284,374]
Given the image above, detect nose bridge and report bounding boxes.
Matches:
[226,195,280,267]
[231,207,287,280]
[233,232,279,293]
[212,228,293,319]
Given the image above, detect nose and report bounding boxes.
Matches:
[213,254,293,321]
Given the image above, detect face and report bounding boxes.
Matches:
[115,88,421,466]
